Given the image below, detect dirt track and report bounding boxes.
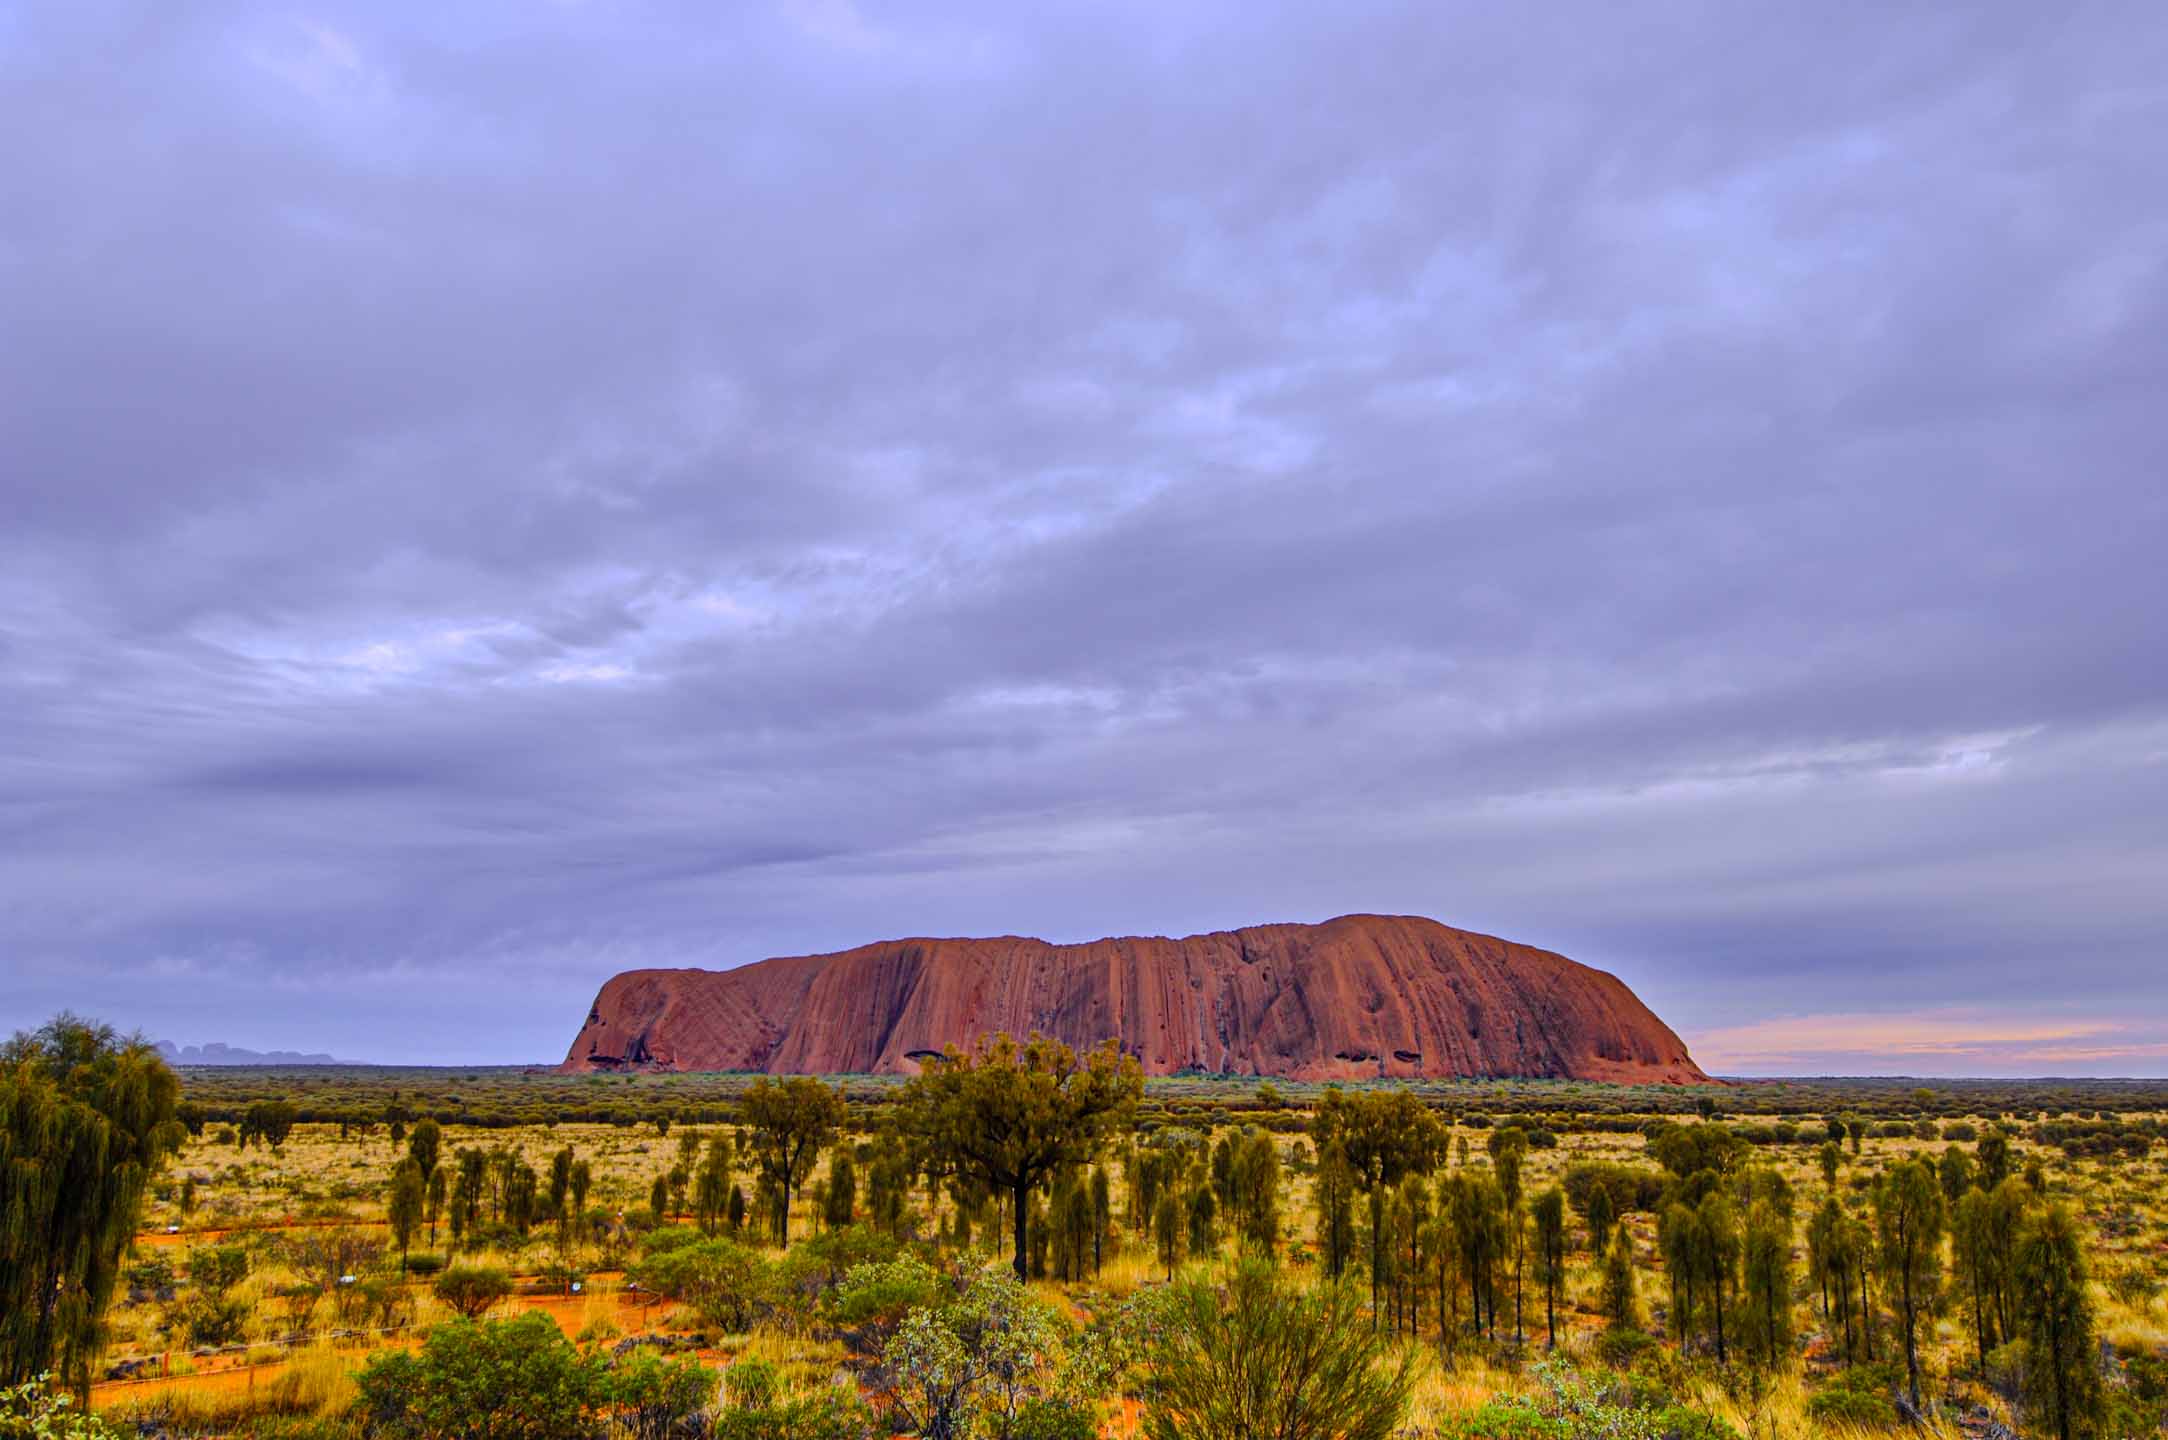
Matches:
[132,1218,390,1249]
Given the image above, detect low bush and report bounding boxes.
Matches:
[710,1385,879,1440]
[630,1235,771,1332]
[826,1253,947,1362]
[1437,1400,1565,1440]
[1807,1362,1903,1430]
[1804,1387,1899,1429]
[1008,1397,1099,1440]
[177,1290,253,1346]
[1594,1327,1659,1371]
[431,1265,512,1319]
[0,1375,130,1439]
[722,1356,780,1411]
[1141,1260,1412,1440]
[356,1312,687,1440]
[1563,1162,1667,1219]
[606,1349,716,1440]
[1649,1405,1742,1440]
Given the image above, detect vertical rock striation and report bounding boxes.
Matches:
[558,913,1708,1083]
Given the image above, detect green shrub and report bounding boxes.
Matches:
[176,1290,252,1346]
[124,1257,177,1300]
[1985,1339,2027,1399]
[2107,1390,2162,1440]
[630,1236,771,1332]
[606,1350,715,1440]
[220,1419,368,1439]
[2125,1351,2168,1412]
[188,1243,251,1293]
[1804,1387,1899,1429]
[2107,1263,2159,1308]
[355,1312,605,1440]
[1486,1358,1735,1440]
[1593,1326,1658,1370]
[886,1269,1074,1440]
[1008,1398,1099,1440]
[640,1225,706,1256]
[1438,1399,1565,1440]
[0,1375,130,1439]
[827,1254,946,1362]
[356,1274,412,1329]
[711,1386,878,1440]
[401,1252,446,1276]
[1830,1362,1901,1393]
[431,1265,513,1319]
[1650,1405,1742,1440]
[1806,1363,1903,1430]
[721,1356,780,1411]
[1141,1260,1412,1440]
[1563,1161,1667,1219]
[1616,1364,1685,1414]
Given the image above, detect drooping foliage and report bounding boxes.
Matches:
[1,1015,183,1394]
[2016,1203,2105,1440]
[1531,1187,1567,1349]
[893,1033,1141,1281]
[1873,1158,1945,1410]
[1308,1087,1447,1316]
[739,1076,847,1246]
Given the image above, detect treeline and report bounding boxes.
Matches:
[172,1064,2168,1135]
[1298,1097,2139,1437]
[14,1012,2167,1440]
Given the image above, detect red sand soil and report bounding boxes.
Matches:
[135,1218,390,1248]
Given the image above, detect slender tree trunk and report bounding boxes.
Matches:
[1012,1178,1030,1282]
[1369,1186,1384,1326]
[1409,1224,1421,1338]
[2047,1305,2068,1440]
[1860,1259,1876,1361]
[1513,1226,1524,1344]
[1546,1265,1557,1349]
[1436,1250,1449,1362]
[1901,1265,1919,1410]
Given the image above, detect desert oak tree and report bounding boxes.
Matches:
[895,1033,1141,1281]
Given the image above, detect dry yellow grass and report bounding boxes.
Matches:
[96,1102,2163,1435]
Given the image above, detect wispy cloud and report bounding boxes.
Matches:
[1688,1010,2168,1078]
[1,4,2164,1063]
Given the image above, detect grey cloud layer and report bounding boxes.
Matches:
[4,2,2165,1068]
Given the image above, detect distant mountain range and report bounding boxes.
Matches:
[156,1040,344,1066]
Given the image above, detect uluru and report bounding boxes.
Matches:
[560,913,1709,1083]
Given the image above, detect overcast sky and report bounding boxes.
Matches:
[4,3,2164,1074]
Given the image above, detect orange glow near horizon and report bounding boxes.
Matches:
[1684,1009,2168,1076]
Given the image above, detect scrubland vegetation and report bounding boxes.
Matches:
[8,1015,2168,1440]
